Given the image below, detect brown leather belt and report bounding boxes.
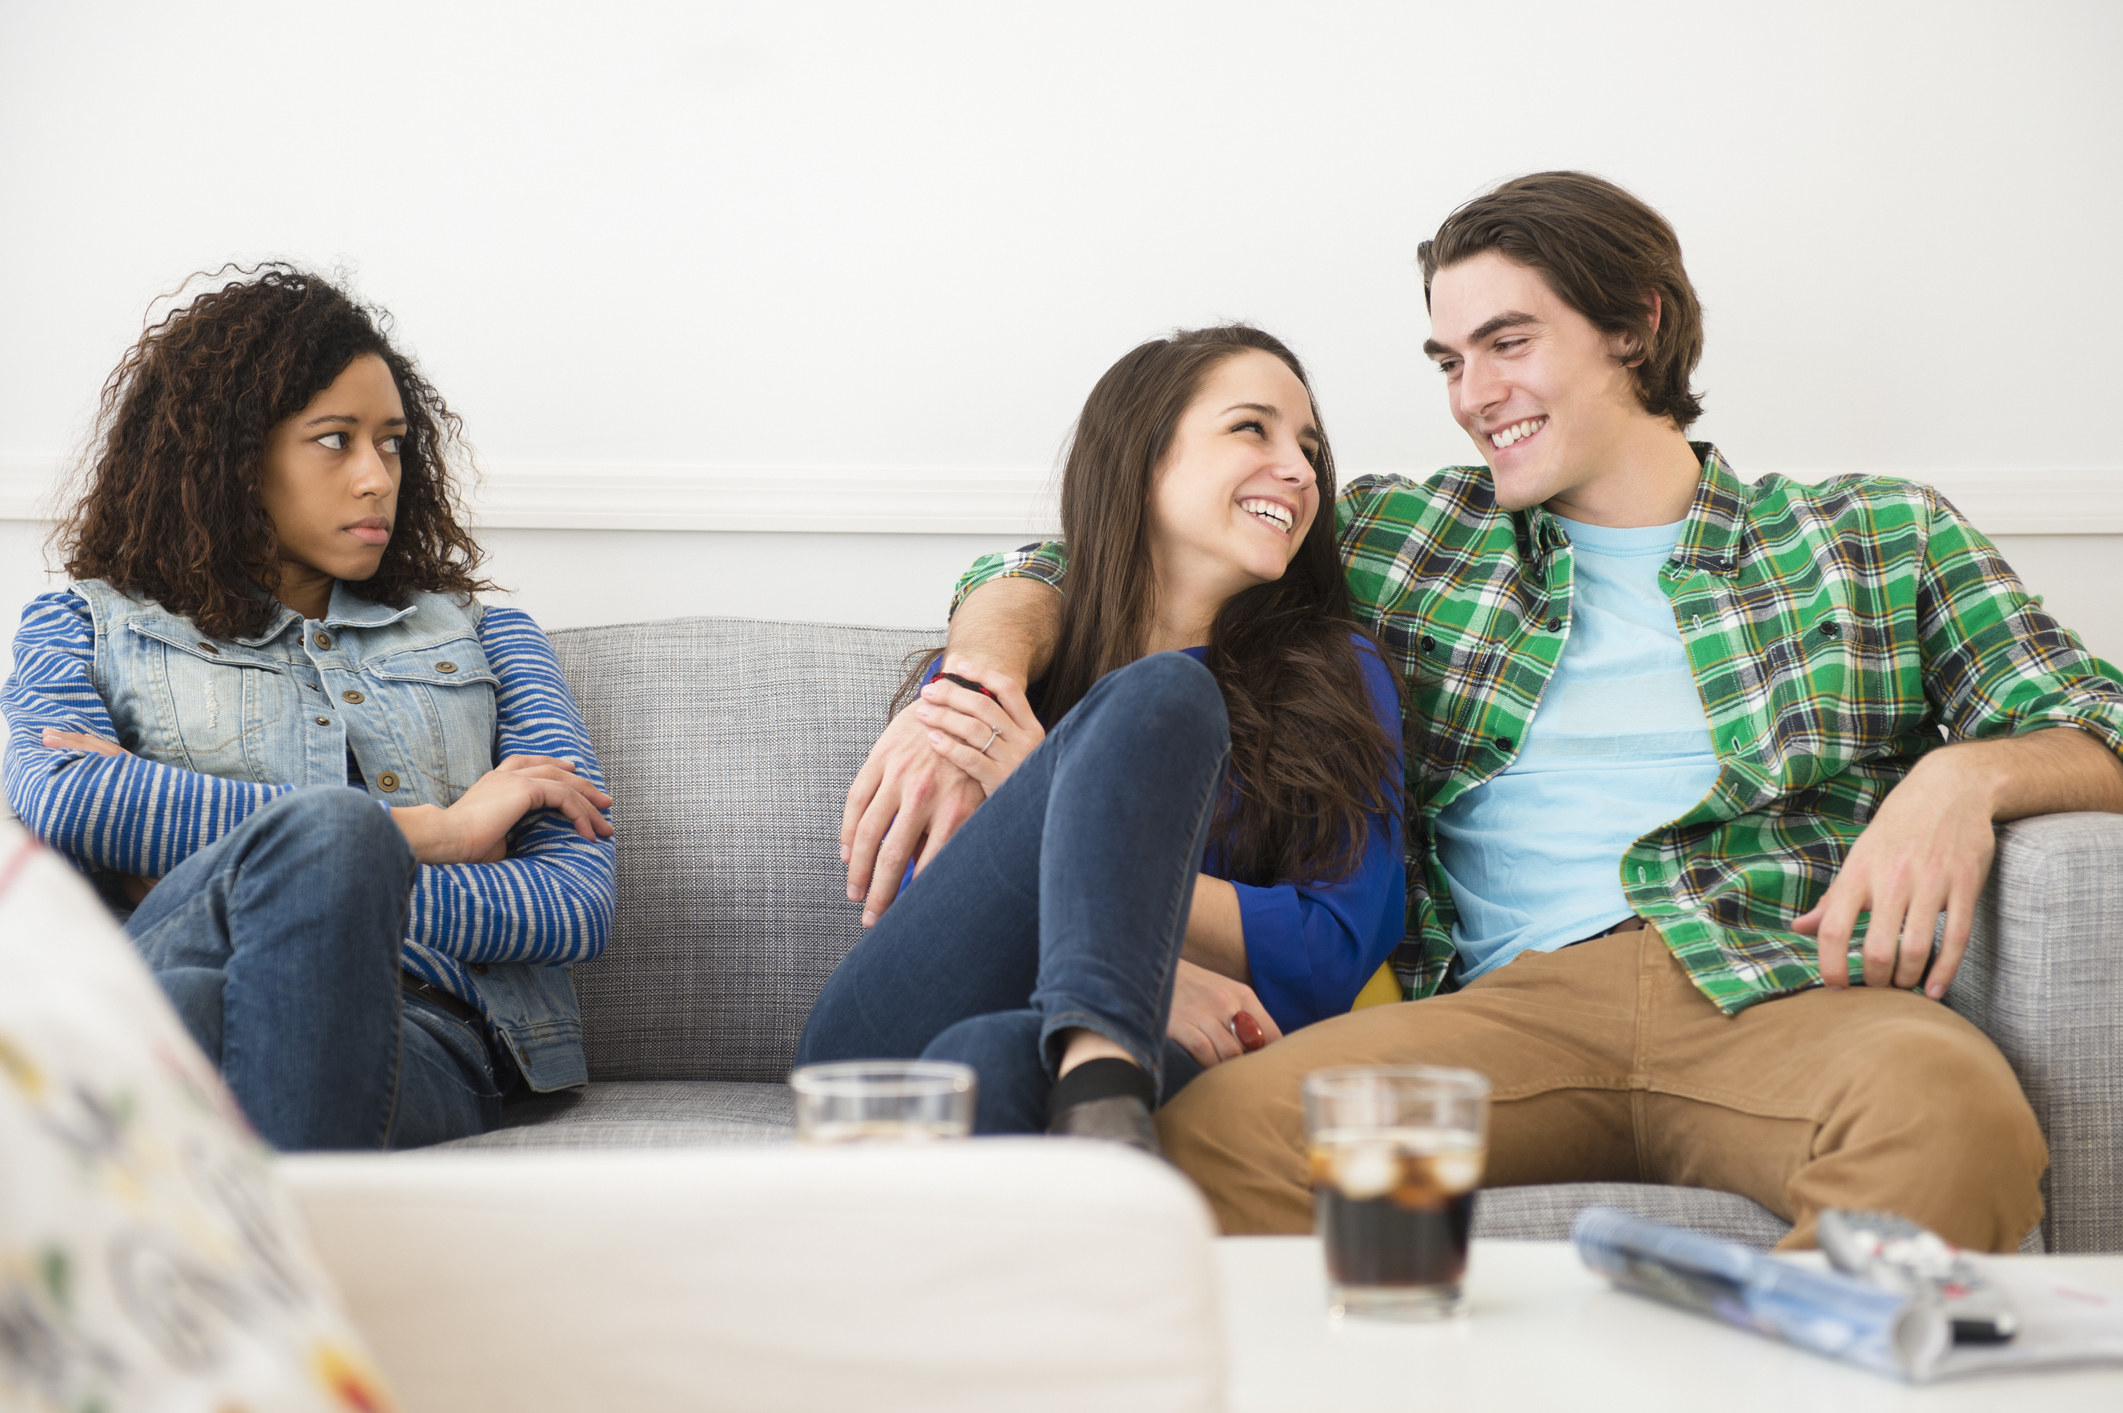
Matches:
[401,972,486,1029]
[1575,915,1650,944]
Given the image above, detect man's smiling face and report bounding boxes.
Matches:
[1424,250,1654,516]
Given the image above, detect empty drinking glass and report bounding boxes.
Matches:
[789,1060,977,1143]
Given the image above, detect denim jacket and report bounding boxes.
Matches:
[68,578,601,1091]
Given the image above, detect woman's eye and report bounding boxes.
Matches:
[1231,419,1265,436]
[316,432,347,451]
[380,435,403,455]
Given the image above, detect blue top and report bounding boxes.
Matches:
[919,638,1405,1033]
[3,589,615,1018]
[1436,516,1722,982]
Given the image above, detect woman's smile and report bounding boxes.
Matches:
[1239,495,1298,536]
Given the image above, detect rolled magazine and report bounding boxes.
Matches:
[1571,1206,2123,1383]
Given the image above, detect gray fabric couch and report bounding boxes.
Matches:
[442,616,2122,1255]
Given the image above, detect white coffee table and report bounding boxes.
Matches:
[1217,1236,2123,1412]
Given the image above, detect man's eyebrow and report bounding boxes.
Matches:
[1423,311,1541,360]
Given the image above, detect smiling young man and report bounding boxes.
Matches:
[841,172,2123,1249]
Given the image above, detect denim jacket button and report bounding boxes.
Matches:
[196,640,220,654]
[341,689,365,704]
[315,632,333,650]
[470,962,490,975]
[376,771,400,792]
[436,661,458,674]
[313,716,330,726]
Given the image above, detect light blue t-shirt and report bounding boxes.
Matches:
[1436,515,1722,982]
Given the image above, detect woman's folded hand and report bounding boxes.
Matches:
[914,666,1044,796]
[394,754,614,865]
[1166,958,1284,1069]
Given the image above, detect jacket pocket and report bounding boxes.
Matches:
[365,639,500,802]
[1759,615,1913,767]
[124,621,289,775]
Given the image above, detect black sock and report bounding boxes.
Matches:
[1048,1056,1156,1124]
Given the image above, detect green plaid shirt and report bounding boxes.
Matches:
[953,445,2123,1014]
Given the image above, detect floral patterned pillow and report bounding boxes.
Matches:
[0,821,397,1412]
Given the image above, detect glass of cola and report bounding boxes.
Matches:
[1302,1065,1491,1319]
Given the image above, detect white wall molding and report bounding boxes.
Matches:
[464,463,1063,535]
[0,457,1066,536]
[2,456,2117,536]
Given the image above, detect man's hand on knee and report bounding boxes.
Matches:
[1794,757,1998,999]
[840,701,986,926]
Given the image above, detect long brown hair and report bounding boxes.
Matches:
[58,264,493,640]
[1039,326,1401,886]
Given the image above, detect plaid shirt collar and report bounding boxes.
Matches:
[1514,442,1747,575]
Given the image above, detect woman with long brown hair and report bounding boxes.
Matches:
[799,326,1404,1147]
[1,266,615,1150]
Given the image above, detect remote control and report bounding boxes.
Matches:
[1817,1210,2018,1343]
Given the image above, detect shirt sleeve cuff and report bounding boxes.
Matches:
[1231,879,1314,1033]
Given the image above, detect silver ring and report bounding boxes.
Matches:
[980,727,1001,755]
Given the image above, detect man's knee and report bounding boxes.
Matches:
[1818,1013,2046,1249]
[1157,1047,1314,1233]
[1839,1011,2040,1149]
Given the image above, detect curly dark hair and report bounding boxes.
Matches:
[57,264,493,640]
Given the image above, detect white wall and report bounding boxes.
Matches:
[3,1,2119,660]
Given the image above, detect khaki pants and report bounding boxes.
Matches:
[1156,929,2047,1252]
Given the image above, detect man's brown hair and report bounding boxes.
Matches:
[1418,171,1705,429]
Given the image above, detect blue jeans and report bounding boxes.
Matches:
[124,786,507,1151]
[799,652,1229,1133]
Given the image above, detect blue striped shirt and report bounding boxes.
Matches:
[2,591,614,1012]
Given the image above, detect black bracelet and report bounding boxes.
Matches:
[937,671,1000,702]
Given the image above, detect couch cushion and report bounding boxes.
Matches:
[434,1080,796,1151]
[548,617,941,1082]
[1474,1182,1789,1248]
[446,1080,1797,1250]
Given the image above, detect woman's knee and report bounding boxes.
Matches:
[1073,652,1228,759]
[244,786,412,873]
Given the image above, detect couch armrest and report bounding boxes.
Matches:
[1948,812,2123,1254]
[283,1141,1224,1412]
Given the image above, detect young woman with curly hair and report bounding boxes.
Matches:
[799,327,1405,1148]
[1,266,615,1150]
